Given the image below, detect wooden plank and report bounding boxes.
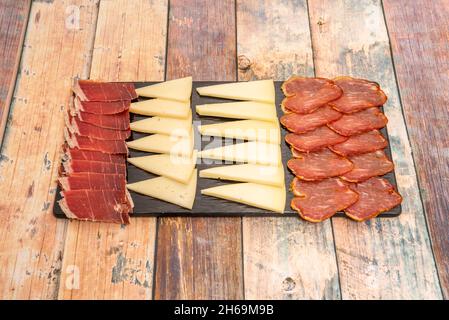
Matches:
[58,0,168,300]
[308,0,442,299]
[236,0,340,299]
[0,0,99,299]
[154,0,243,299]
[382,0,449,298]
[0,0,31,144]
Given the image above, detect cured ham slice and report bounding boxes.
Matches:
[328,107,388,136]
[285,126,348,152]
[65,129,128,154]
[289,148,353,180]
[73,80,137,102]
[77,110,130,130]
[73,97,130,115]
[329,130,387,157]
[280,105,342,134]
[329,77,387,113]
[68,116,130,140]
[62,160,126,175]
[345,177,402,221]
[281,77,342,114]
[291,177,358,222]
[59,173,126,190]
[340,150,394,182]
[59,189,131,224]
[63,147,124,164]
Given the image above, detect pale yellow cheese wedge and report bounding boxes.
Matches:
[126,132,194,157]
[135,76,192,102]
[198,120,281,144]
[196,80,275,103]
[130,110,192,137]
[196,101,277,122]
[128,151,197,184]
[201,182,286,213]
[198,141,281,166]
[127,170,197,209]
[130,98,190,119]
[200,163,284,187]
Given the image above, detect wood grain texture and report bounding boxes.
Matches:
[58,0,168,300]
[0,0,99,299]
[154,0,243,299]
[237,0,340,299]
[0,0,31,145]
[308,0,442,299]
[383,0,449,298]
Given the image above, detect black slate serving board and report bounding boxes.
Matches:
[53,81,401,218]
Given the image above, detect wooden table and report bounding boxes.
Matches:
[0,0,447,300]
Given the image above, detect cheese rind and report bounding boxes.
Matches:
[135,77,192,102]
[199,164,284,187]
[130,110,192,137]
[196,80,275,103]
[126,132,194,157]
[198,141,281,166]
[196,101,277,122]
[128,151,197,184]
[127,170,197,209]
[130,98,190,119]
[201,182,286,213]
[198,120,281,144]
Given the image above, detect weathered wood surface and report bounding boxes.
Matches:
[383,0,449,299]
[0,0,31,144]
[237,0,340,299]
[58,0,167,299]
[154,0,243,300]
[0,0,99,299]
[308,0,442,299]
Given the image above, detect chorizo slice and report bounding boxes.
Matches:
[281,105,342,134]
[329,130,387,157]
[281,77,343,114]
[329,77,387,113]
[289,148,353,181]
[328,107,388,136]
[340,150,394,182]
[345,177,402,221]
[291,177,359,222]
[285,126,348,152]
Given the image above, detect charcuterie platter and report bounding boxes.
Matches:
[53,77,402,223]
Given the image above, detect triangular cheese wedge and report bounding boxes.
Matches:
[196,101,277,122]
[130,110,192,136]
[201,182,286,213]
[127,169,197,209]
[128,151,197,184]
[198,120,281,144]
[196,80,275,103]
[130,98,190,119]
[199,163,284,187]
[136,77,192,102]
[127,132,193,157]
[198,141,281,166]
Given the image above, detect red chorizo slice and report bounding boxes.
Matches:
[328,107,388,136]
[345,177,402,221]
[291,177,359,222]
[340,150,394,182]
[289,148,353,180]
[285,126,348,152]
[329,130,387,157]
[281,77,343,114]
[281,105,342,134]
[329,77,387,113]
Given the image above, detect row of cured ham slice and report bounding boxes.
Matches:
[281,76,402,222]
[58,80,137,224]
